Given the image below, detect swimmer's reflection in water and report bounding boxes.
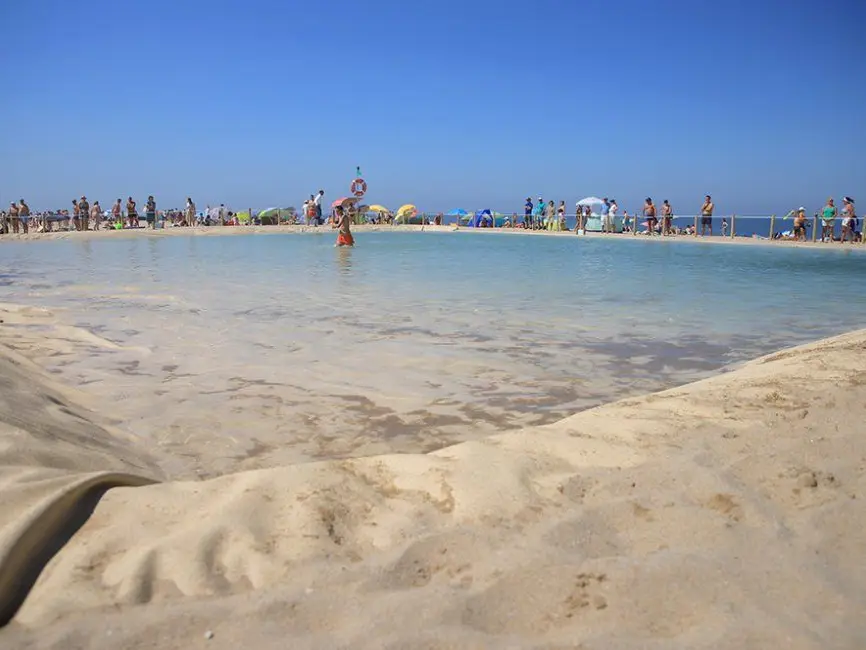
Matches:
[336,246,353,276]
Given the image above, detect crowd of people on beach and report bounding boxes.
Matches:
[0,192,859,243]
[509,194,860,241]
[0,196,248,234]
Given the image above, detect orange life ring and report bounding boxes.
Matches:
[350,178,367,197]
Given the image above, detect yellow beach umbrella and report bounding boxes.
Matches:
[395,204,418,224]
[367,204,390,213]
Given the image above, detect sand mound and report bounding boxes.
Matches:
[1,329,866,649]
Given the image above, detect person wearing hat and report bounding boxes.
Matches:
[78,195,90,231]
[820,197,837,242]
[840,197,856,243]
[793,207,807,242]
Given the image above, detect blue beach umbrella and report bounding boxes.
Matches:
[471,209,491,227]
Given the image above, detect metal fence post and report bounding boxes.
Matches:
[693,215,698,236]
[730,214,736,238]
[769,214,776,240]
[812,215,818,242]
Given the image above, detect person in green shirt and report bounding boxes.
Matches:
[821,198,837,242]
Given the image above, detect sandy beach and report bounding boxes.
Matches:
[2,223,865,252]
[1,294,865,648]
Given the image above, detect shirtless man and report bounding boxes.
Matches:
[700,195,714,236]
[643,198,657,235]
[8,201,19,234]
[126,197,138,229]
[18,199,31,234]
[793,207,807,241]
[334,206,354,247]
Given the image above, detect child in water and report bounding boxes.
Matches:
[334,206,355,247]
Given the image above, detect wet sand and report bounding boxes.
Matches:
[0,303,753,480]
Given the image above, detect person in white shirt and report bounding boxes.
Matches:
[185,198,196,227]
[608,199,618,233]
[314,190,324,224]
[601,198,612,233]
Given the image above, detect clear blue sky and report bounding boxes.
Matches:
[2,0,864,216]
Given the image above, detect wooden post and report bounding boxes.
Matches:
[769,214,776,240]
[693,215,698,237]
[812,215,818,242]
[730,214,736,238]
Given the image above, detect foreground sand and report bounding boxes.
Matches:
[2,222,865,252]
[1,317,865,648]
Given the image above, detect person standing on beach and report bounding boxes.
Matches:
[793,208,807,241]
[314,190,324,224]
[218,203,226,226]
[533,196,544,230]
[185,197,196,227]
[126,197,138,228]
[309,195,319,225]
[78,196,90,231]
[524,197,533,229]
[71,199,80,231]
[601,198,612,233]
[145,196,157,229]
[90,200,102,230]
[840,197,855,243]
[111,199,122,228]
[700,195,714,236]
[558,201,566,230]
[643,198,657,235]
[820,198,837,242]
[661,200,673,236]
[8,201,20,234]
[609,199,619,233]
[18,199,30,234]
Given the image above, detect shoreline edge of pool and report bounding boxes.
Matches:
[4,222,866,252]
[1,301,865,649]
